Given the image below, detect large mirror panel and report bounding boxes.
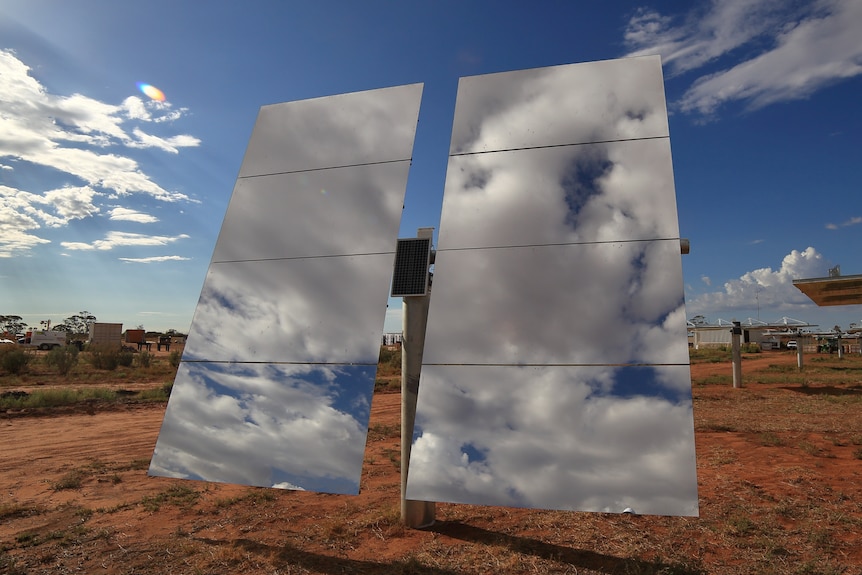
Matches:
[422,240,689,366]
[449,56,668,155]
[412,57,696,516]
[150,362,376,494]
[183,253,395,364]
[406,364,697,516]
[153,84,424,495]
[437,138,680,250]
[213,161,410,262]
[239,83,423,177]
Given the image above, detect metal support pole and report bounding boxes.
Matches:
[797,339,804,371]
[401,296,435,528]
[731,322,742,388]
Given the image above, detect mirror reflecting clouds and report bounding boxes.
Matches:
[239,84,424,177]
[150,362,375,493]
[409,56,698,516]
[213,162,410,262]
[449,57,668,155]
[423,241,689,366]
[183,254,395,364]
[151,84,424,494]
[406,365,697,515]
[438,139,679,250]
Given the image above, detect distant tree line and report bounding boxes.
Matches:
[3,312,185,339]
[1,311,97,337]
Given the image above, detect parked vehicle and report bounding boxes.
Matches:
[786,340,798,350]
[20,330,67,350]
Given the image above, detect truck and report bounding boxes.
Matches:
[20,330,68,350]
[88,322,123,348]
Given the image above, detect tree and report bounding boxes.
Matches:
[0,315,26,335]
[62,311,97,336]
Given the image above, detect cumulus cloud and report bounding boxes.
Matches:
[0,184,99,255]
[625,0,862,115]
[687,247,828,314]
[0,49,199,255]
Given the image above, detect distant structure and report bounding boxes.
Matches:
[794,267,862,306]
[688,317,813,349]
[382,333,403,346]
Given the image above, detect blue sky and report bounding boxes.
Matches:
[1,0,860,334]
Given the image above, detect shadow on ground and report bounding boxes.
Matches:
[191,527,705,574]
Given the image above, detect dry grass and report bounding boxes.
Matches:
[2,350,862,574]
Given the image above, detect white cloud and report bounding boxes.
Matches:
[121,96,151,121]
[31,186,100,225]
[687,247,828,314]
[625,0,862,115]
[701,275,712,286]
[59,241,94,251]
[0,49,200,254]
[0,184,99,255]
[61,231,189,251]
[119,255,190,263]
[130,128,201,154]
[625,0,790,76]
[109,207,158,223]
[826,216,862,229]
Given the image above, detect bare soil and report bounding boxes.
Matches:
[2,351,862,574]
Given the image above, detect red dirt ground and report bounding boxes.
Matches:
[2,352,862,574]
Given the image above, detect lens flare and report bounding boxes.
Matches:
[136,82,166,101]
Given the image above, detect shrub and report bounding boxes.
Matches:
[378,346,401,369]
[138,383,172,401]
[137,351,152,368]
[169,350,181,368]
[117,351,133,367]
[0,347,31,375]
[45,345,79,376]
[88,345,119,371]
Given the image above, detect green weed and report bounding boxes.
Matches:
[141,484,200,512]
[44,345,79,375]
[759,432,785,447]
